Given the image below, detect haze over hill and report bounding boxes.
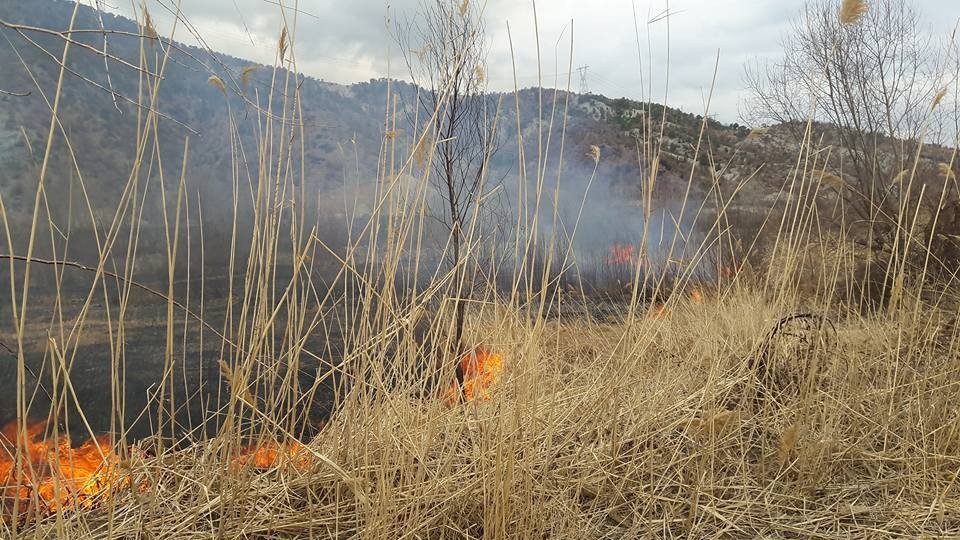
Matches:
[0,0,720,199]
[0,0,956,286]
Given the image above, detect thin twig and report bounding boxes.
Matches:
[0,338,15,358]
[3,29,199,134]
[92,0,123,113]
[0,18,163,78]
[0,254,238,351]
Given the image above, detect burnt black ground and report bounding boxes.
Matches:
[0,299,341,445]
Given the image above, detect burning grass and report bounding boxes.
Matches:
[232,440,313,471]
[0,421,124,518]
[442,345,505,405]
[604,243,637,266]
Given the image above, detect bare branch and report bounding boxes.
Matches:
[1,29,200,135]
[90,0,122,113]
[742,0,946,223]
[0,17,164,78]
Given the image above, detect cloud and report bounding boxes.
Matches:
[104,0,960,123]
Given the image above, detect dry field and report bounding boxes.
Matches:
[4,286,960,538]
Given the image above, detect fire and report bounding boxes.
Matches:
[0,420,123,516]
[444,345,504,405]
[233,440,313,470]
[0,419,322,519]
[649,303,669,319]
[690,288,703,304]
[604,244,636,266]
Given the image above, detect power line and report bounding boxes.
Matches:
[577,64,589,94]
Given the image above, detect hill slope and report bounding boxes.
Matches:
[0,0,717,223]
[2,0,956,273]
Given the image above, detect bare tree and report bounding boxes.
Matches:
[399,0,501,391]
[743,0,950,227]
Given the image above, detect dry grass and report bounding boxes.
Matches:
[14,291,960,538]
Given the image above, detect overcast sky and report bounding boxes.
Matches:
[103,0,960,124]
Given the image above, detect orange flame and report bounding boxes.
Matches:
[604,244,636,266]
[444,346,504,405]
[233,440,313,470]
[0,420,124,516]
[649,303,669,319]
[690,288,703,304]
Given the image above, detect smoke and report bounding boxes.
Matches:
[478,136,709,292]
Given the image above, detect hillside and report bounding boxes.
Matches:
[0,1,711,223]
[1,0,956,274]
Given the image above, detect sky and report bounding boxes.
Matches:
[100,0,960,124]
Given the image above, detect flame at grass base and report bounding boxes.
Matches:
[605,244,636,266]
[0,420,124,517]
[690,288,704,304]
[443,346,504,405]
[233,440,313,470]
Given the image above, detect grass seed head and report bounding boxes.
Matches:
[839,0,868,25]
[208,75,226,95]
[932,87,949,110]
[279,27,288,58]
[414,132,432,169]
[142,9,157,42]
[938,162,956,180]
[241,65,257,88]
[588,145,600,165]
